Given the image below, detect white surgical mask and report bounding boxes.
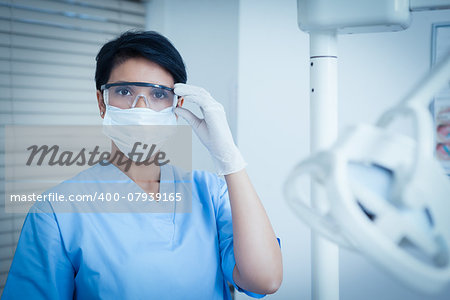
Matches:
[102,105,177,161]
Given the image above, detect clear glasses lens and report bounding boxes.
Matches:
[105,84,175,111]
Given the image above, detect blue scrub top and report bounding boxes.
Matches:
[3,162,281,299]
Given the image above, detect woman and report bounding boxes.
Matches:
[2,31,282,299]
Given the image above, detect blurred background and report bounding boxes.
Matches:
[1,0,450,299]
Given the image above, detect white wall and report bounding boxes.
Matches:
[237,1,311,298]
[145,0,239,173]
[237,0,450,299]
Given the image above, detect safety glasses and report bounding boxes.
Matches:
[101,82,177,111]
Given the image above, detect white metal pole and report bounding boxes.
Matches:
[309,31,340,300]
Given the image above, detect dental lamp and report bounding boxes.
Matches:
[285,1,450,299]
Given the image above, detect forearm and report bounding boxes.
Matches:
[225,169,283,294]
[173,83,282,293]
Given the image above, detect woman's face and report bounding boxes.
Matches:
[97,57,182,115]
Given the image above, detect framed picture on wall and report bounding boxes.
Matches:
[431,22,450,175]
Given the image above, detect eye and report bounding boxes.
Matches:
[114,87,132,96]
[152,88,169,100]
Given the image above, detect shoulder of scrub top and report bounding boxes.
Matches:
[190,168,228,209]
[26,163,115,215]
[27,164,226,215]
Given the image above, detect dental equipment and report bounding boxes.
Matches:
[286,1,450,299]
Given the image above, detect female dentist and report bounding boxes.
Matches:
[2,30,282,299]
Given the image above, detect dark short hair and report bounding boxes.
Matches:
[95,30,187,91]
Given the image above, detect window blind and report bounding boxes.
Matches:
[0,0,146,293]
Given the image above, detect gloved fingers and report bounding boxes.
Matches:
[174,83,224,111]
[174,83,211,98]
[174,106,203,129]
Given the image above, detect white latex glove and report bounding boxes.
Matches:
[174,83,247,175]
